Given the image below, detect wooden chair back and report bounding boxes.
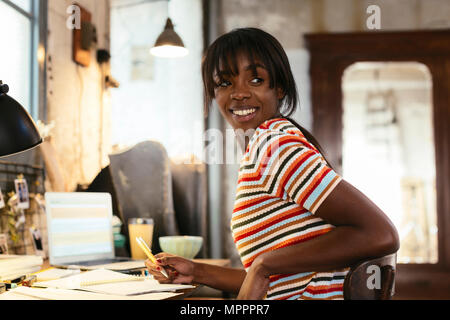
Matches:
[343,253,396,300]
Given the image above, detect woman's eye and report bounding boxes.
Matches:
[217,80,231,87]
[250,77,263,84]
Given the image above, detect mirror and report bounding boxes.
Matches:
[342,62,437,264]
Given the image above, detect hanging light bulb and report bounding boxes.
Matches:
[150,18,188,58]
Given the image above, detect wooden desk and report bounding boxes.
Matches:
[40,258,231,271]
[39,258,231,300]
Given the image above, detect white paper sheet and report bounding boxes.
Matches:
[35,268,81,281]
[0,286,182,300]
[34,269,194,296]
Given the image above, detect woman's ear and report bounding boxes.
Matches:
[277,88,285,100]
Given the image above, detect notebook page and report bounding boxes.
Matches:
[35,268,81,281]
[80,279,195,296]
[1,286,182,300]
[34,269,140,289]
[34,269,194,296]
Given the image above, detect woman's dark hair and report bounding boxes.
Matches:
[201,27,332,167]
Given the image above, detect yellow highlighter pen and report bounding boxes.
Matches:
[135,237,169,278]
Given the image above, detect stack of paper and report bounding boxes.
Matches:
[0,255,43,281]
[35,267,81,281]
[34,269,194,296]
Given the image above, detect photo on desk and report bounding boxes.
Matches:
[14,178,29,210]
[30,226,45,258]
[0,187,5,209]
[0,234,8,255]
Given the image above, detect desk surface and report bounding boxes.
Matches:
[40,258,231,270]
[38,258,231,300]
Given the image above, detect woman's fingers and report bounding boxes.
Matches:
[145,253,195,284]
[145,259,168,281]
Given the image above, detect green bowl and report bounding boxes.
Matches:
[159,236,203,259]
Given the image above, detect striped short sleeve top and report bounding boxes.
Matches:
[231,118,349,300]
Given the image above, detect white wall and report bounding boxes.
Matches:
[110,0,204,161]
[46,0,112,190]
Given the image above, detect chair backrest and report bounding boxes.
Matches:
[343,253,397,300]
[170,160,208,258]
[109,141,179,253]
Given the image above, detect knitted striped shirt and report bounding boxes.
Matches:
[231,118,349,300]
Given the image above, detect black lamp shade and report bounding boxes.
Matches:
[150,18,188,58]
[0,93,42,157]
[154,18,185,48]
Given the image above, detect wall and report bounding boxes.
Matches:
[110,0,204,161]
[46,0,112,191]
[216,0,450,266]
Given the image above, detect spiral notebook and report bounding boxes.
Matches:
[34,269,194,296]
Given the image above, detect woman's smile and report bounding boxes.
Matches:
[229,106,260,122]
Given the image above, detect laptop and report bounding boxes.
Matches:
[45,192,144,271]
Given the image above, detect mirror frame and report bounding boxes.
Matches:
[305,29,450,299]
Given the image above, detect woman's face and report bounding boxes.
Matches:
[213,53,283,132]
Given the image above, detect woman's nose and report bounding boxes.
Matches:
[230,83,251,100]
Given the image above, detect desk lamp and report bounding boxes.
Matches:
[0,80,43,157]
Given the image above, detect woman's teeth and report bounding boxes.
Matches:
[232,108,256,116]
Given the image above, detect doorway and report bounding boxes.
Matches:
[305,29,450,299]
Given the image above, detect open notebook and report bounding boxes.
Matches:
[33,269,194,296]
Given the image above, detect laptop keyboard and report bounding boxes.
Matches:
[73,258,130,266]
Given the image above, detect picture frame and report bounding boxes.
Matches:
[0,187,5,209]
[29,226,45,257]
[14,178,29,210]
[0,234,8,255]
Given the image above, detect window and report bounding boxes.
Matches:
[0,0,45,119]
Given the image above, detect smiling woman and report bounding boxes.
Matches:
[145,27,399,300]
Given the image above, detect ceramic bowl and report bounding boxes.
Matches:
[159,236,203,259]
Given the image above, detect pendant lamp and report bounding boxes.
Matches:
[0,81,43,157]
[150,18,188,58]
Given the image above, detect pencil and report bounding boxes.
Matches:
[135,237,169,278]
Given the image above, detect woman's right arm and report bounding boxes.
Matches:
[146,253,246,294]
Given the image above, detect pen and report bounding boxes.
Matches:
[135,237,169,278]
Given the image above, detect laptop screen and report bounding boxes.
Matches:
[45,192,115,265]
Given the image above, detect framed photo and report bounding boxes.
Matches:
[30,226,45,257]
[0,234,8,255]
[0,187,5,209]
[14,178,29,210]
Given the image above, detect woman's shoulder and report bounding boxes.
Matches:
[257,117,303,136]
[249,118,307,148]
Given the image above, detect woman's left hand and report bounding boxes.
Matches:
[237,258,270,300]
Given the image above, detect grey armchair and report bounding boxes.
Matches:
[108,140,179,253]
